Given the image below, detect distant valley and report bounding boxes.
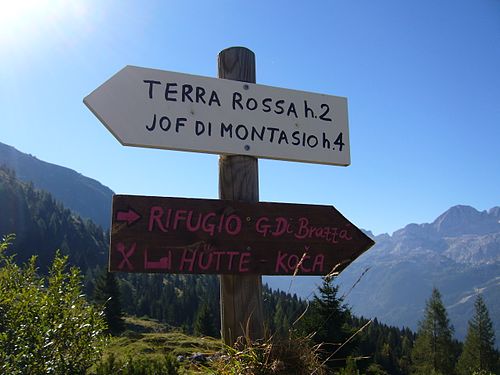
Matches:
[1,140,498,344]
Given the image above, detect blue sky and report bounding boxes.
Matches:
[1,0,499,235]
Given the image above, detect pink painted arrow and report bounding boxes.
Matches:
[116,209,141,226]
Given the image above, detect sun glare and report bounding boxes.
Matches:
[0,0,88,46]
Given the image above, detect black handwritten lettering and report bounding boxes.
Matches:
[262,98,272,112]
[175,117,186,132]
[246,98,258,111]
[146,114,156,131]
[143,80,161,99]
[334,132,345,151]
[195,120,205,136]
[164,83,178,101]
[220,122,233,138]
[208,91,221,106]
[304,100,315,118]
[182,84,193,102]
[300,132,307,147]
[251,126,265,141]
[278,130,289,144]
[287,103,298,118]
[195,86,206,104]
[319,104,332,122]
[232,92,243,110]
[274,100,285,115]
[307,135,319,148]
[159,116,171,131]
[291,131,301,145]
[322,133,331,149]
[235,124,249,140]
[267,127,279,142]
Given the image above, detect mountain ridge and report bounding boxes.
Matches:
[335,204,500,343]
[0,141,113,229]
[0,166,107,271]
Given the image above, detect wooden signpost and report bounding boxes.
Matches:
[110,194,374,275]
[217,48,263,343]
[84,46,374,345]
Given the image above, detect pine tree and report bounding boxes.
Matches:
[194,302,217,338]
[456,294,498,375]
[93,269,125,335]
[337,357,360,375]
[411,288,455,375]
[297,276,351,368]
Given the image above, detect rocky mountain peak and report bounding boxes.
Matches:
[489,206,500,220]
[432,205,500,236]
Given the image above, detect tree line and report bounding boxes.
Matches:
[294,276,499,374]
[1,164,499,374]
[88,266,500,374]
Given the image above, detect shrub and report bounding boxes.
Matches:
[0,235,107,374]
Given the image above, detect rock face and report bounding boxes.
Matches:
[432,205,500,237]
[335,205,500,342]
[0,141,113,229]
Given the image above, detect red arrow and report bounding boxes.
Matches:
[110,195,376,275]
[116,209,141,226]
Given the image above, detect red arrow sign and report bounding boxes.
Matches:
[109,195,375,276]
[116,209,141,226]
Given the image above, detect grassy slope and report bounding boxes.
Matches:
[101,317,222,373]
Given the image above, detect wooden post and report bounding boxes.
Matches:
[218,47,264,345]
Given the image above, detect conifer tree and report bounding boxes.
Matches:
[297,276,351,368]
[337,357,360,375]
[456,294,498,375]
[411,288,455,375]
[194,302,218,338]
[93,269,125,335]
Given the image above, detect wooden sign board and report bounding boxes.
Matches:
[84,66,350,166]
[110,195,374,275]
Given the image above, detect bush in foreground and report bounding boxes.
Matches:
[0,235,107,374]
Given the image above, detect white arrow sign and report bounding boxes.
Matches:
[84,65,350,166]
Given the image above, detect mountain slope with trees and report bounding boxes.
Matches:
[0,141,113,229]
[0,166,107,271]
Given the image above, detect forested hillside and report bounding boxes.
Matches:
[0,141,113,229]
[0,164,436,373]
[0,166,107,271]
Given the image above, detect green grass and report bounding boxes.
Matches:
[106,331,221,359]
[96,316,222,374]
[97,317,326,374]
[122,316,172,333]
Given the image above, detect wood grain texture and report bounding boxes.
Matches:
[218,47,256,83]
[218,47,264,345]
[219,155,259,202]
